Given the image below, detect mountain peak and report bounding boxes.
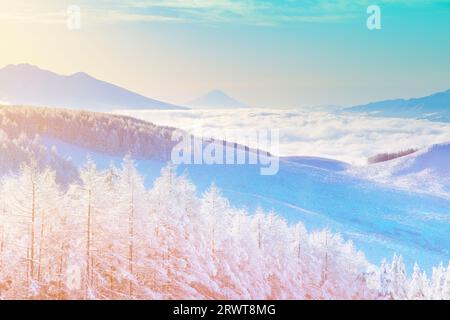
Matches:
[206,89,229,96]
[2,63,43,72]
[4,63,35,68]
[188,90,247,108]
[69,71,93,80]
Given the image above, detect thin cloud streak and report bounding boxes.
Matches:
[2,0,446,26]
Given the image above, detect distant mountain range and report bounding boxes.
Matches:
[187,90,247,108]
[0,64,185,111]
[347,88,450,122]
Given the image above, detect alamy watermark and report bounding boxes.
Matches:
[367,5,381,30]
[67,5,81,30]
[171,129,280,176]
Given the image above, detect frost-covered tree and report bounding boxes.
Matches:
[408,263,429,299]
[430,263,447,300]
[0,160,62,298]
[0,160,449,300]
[390,254,408,299]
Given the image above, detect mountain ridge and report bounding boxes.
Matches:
[0,63,185,111]
[347,88,450,121]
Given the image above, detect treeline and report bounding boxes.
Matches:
[0,159,448,300]
[0,129,78,184]
[0,105,177,161]
[368,149,418,164]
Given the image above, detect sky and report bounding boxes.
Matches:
[1,0,450,108]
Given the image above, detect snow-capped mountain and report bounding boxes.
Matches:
[187,90,247,108]
[0,64,185,111]
[347,88,450,122]
[348,142,450,198]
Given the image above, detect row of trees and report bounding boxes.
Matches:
[0,159,449,299]
[0,106,177,161]
[0,129,78,185]
[368,149,418,164]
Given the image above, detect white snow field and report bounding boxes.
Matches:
[39,137,450,273]
[348,143,450,199]
[1,106,450,274]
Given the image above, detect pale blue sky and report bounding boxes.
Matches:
[1,0,449,107]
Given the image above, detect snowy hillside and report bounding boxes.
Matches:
[0,106,449,299]
[348,143,450,199]
[0,64,185,111]
[0,105,180,184]
[1,106,449,273]
[3,160,448,299]
[281,156,349,172]
[0,105,177,160]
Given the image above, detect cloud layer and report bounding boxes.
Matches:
[116,108,450,166]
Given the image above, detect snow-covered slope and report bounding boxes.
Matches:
[37,143,450,273]
[1,106,449,272]
[0,162,381,299]
[348,143,450,198]
[0,64,185,111]
[282,156,349,172]
[0,105,178,161]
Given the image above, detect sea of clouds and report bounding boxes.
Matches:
[115,108,450,166]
